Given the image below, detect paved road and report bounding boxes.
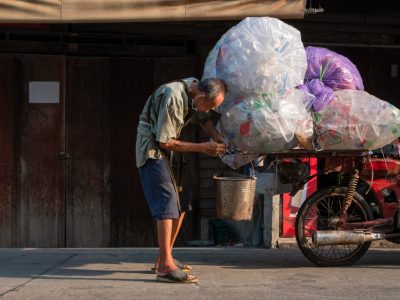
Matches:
[0,247,399,299]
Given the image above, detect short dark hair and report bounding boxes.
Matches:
[198,78,227,101]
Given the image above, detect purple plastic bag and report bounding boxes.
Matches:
[305,46,364,91]
[308,79,335,112]
[297,80,334,112]
[300,46,364,111]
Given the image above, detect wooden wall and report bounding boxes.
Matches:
[0,53,196,247]
[19,55,66,247]
[0,55,18,247]
[1,12,400,246]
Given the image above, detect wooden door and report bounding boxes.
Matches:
[18,55,66,247]
[1,54,198,247]
[0,55,19,247]
[110,57,155,246]
[66,57,111,247]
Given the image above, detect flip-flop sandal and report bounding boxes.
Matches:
[173,259,192,272]
[156,268,198,283]
[150,259,192,273]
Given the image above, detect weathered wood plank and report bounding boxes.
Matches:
[198,197,216,209]
[199,208,217,218]
[0,55,16,247]
[199,189,216,199]
[110,57,155,246]
[199,178,214,189]
[66,57,110,247]
[198,157,226,169]
[19,54,66,247]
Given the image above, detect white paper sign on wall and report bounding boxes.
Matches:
[29,81,60,104]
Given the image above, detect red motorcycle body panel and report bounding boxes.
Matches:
[363,176,400,219]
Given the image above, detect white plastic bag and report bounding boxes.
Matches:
[314,90,400,150]
[220,89,315,153]
[203,17,307,113]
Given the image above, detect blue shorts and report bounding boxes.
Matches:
[138,158,181,220]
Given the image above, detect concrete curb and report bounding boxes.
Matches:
[277,237,400,249]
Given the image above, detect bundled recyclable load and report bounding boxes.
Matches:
[220,89,315,154]
[203,17,307,113]
[298,46,364,112]
[312,90,400,150]
[202,18,400,168]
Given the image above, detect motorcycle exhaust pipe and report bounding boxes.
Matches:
[312,230,400,246]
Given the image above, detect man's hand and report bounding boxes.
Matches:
[212,134,226,144]
[202,141,227,156]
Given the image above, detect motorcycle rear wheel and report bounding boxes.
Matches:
[296,186,373,267]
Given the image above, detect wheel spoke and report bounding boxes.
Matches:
[298,189,369,264]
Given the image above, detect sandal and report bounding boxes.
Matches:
[173,259,192,272]
[150,258,192,273]
[156,268,198,283]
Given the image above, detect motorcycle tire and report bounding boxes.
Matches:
[296,186,374,267]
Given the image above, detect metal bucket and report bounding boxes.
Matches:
[214,175,257,221]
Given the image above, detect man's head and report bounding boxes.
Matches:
[190,78,227,112]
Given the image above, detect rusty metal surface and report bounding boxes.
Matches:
[265,149,370,159]
[344,218,394,231]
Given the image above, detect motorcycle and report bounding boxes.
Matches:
[291,143,400,266]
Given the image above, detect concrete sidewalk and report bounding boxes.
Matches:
[0,247,399,300]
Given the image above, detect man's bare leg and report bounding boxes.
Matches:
[156,218,196,281]
[156,219,176,273]
[170,212,192,270]
[153,212,192,270]
[170,212,185,249]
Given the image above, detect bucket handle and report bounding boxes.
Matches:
[213,161,257,179]
[249,161,256,179]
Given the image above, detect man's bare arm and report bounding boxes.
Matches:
[199,119,225,143]
[159,139,226,156]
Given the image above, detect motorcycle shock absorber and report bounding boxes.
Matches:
[338,169,360,227]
